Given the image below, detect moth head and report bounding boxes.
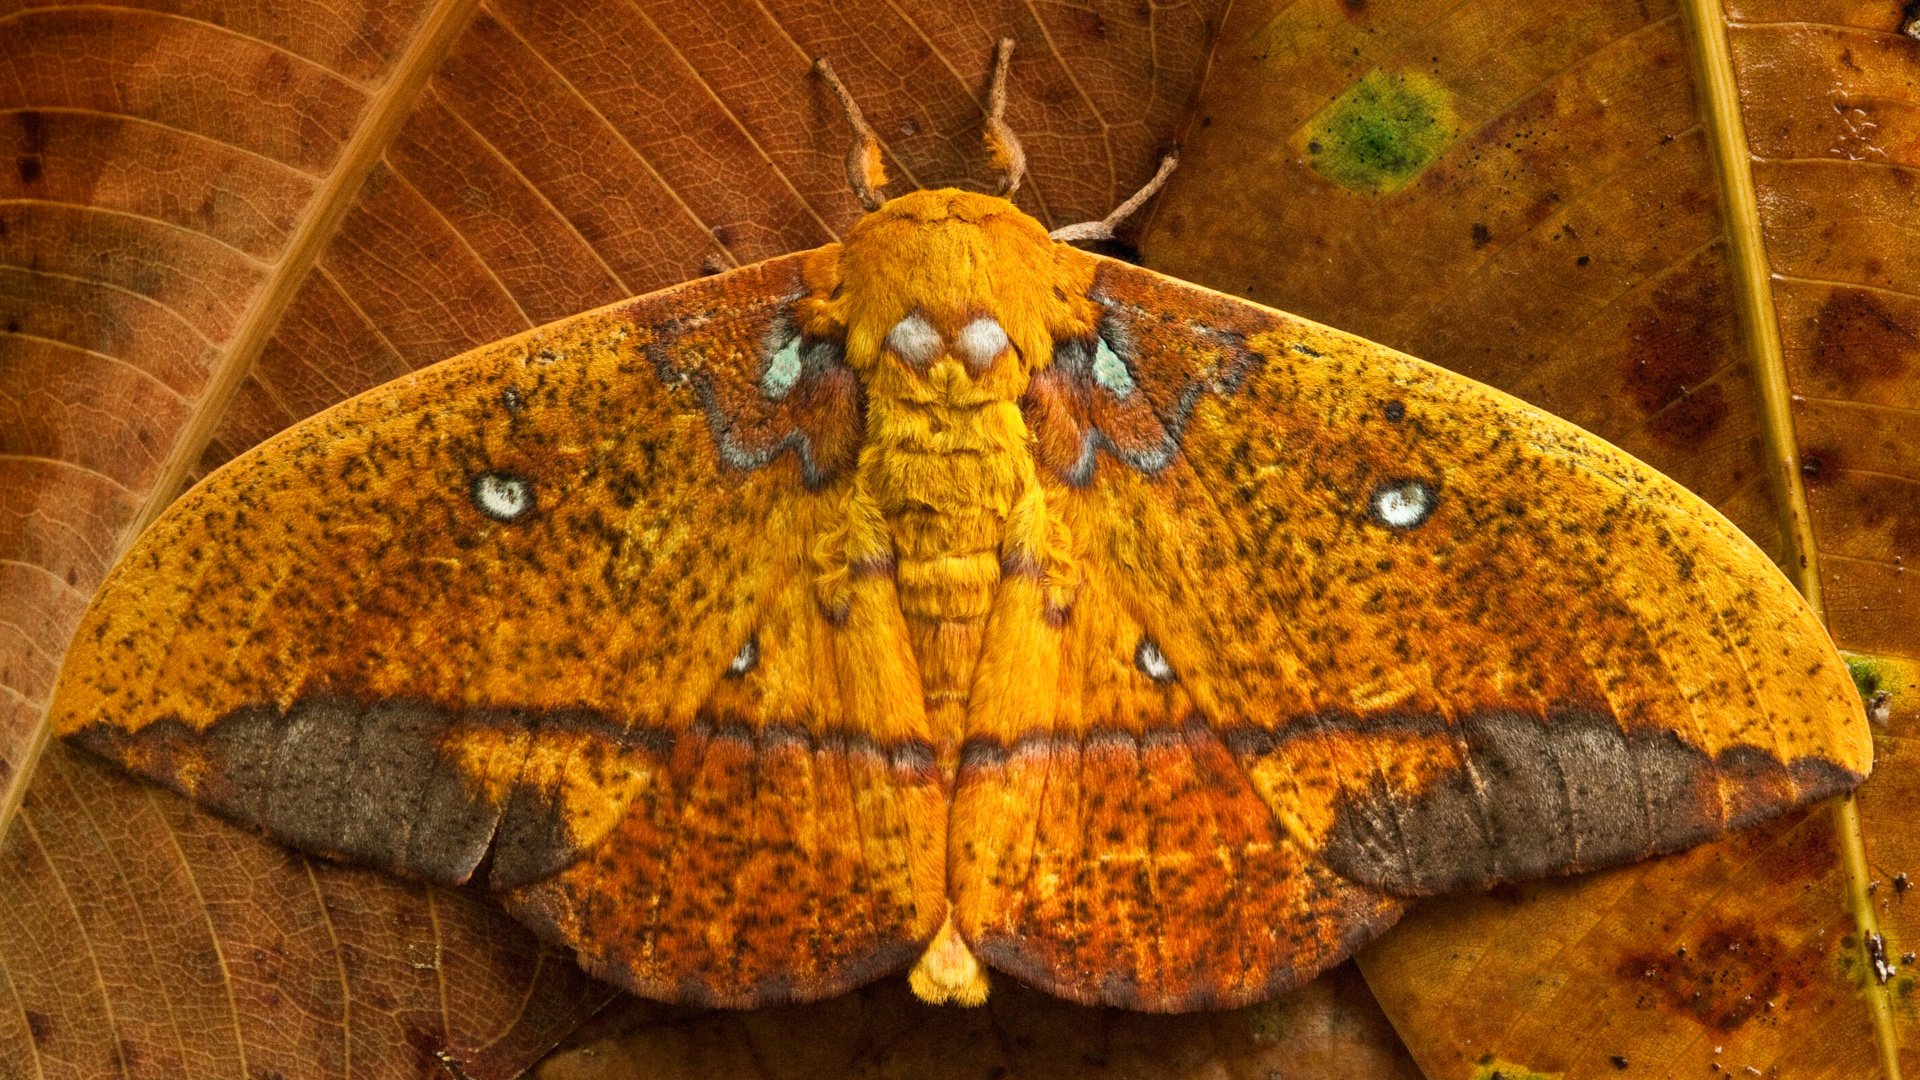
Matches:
[808,40,1166,404]
[834,188,1079,403]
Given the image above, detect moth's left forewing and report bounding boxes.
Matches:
[957,254,1868,1008]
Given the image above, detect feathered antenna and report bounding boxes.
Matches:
[983,38,1028,197]
[813,56,887,212]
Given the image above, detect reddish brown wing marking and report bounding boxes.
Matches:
[957,255,1869,1008]
[1021,262,1266,486]
[53,251,946,1007]
[645,251,862,487]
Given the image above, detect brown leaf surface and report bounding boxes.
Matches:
[0,744,603,1077]
[536,965,1420,1080]
[2,1,1405,1077]
[1139,0,1919,1074]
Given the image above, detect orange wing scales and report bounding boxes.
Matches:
[51,188,1869,1013]
[954,725,1404,1009]
[506,725,941,1006]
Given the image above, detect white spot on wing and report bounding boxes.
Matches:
[886,312,943,368]
[1134,638,1176,683]
[472,472,535,522]
[953,316,1010,371]
[726,637,758,677]
[1092,336,1134,396]
[762,333,802,399]
[1370,479,1436,529]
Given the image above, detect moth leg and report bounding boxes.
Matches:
[982,38,1027,198]
[1002,464,1080,619]
[1048,152,1181,243]
[812,56,888,212]
[813,472,893,620]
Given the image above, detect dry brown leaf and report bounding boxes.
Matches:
[0,744,605,1076]
[2,2,1408,1077]
[536,966,1420,1080]
[1140,0,1920,1074]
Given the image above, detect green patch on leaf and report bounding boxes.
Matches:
[1845,654,1896,698]
[1471,1056,1562,1080]
[1843,651,1917,725]
[1300,71,1457,193]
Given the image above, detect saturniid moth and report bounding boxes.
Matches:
[50,40,1869,1011]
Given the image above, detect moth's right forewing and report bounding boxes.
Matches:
[52,249,947,1007]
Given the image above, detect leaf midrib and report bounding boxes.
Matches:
[1680,0,1895,1074]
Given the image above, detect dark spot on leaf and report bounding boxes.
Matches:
[1615,920,1809,1032]
[1471,222,1491,248]
[16,111,44,185]
[1846,655,1885,700]
[1642,384,1728,449]
[1756,815,1837,885]
[1809,288,1916,394]
[1623,267,1730,447]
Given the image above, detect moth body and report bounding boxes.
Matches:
[826,190,1086,770]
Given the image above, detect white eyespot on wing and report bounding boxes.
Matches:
[472,472,535,522]
[726,636,758,677]
[1092,336,1135,397]
[953,316,1010,371]
[886,312,944,368]
[762,332,803,399]
[1369,478,1437,530]
[1134,638,1176,683]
